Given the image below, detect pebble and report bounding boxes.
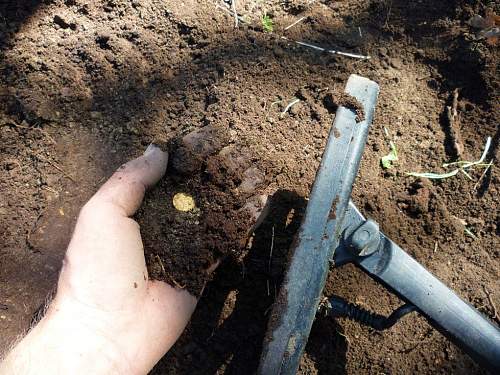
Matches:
[90,111,102,119]
[389,58,403,69]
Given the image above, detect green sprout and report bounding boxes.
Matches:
[262,14,273,32]
[407,137,492,180]
[381,141,398,169]
[464,227,478,240]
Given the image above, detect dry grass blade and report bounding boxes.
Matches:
[408,137,492,180]
[281,36,371,59]
[284,16,306,31]
[473,160,493,191]
[280,98,300,118]
[231,0,238,28]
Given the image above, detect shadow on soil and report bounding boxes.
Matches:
[154,190,348,374]
[0,0,43,47]
[1,0,494,373]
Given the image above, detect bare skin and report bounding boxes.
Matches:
[1,137,271,374]
[0,145,196,374]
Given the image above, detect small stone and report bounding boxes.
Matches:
[181,126,222,157]
[289,102,301,116]
[378,47,388,57]
[238,167,265,194]
[273,46,285,57]
[389,58,403,69]
[218,146,249,173]
[239,194,269,236]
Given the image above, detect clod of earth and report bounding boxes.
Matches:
[325,92,365,122]
[238,167,266,194]
[239,194,270,238]
[172,125,226,174]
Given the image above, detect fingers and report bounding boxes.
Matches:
[88,144,168,217]
[138,281,197,369]
[58,145,168,309]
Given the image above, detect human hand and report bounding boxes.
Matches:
[1,145,197,374]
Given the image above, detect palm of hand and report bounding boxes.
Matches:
[49,146,196,373]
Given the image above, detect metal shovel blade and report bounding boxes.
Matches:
[258,75,379,374]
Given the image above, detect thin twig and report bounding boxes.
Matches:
[483,286,500,324]
[231,0,238,28]
[280,36,371,59]
[284,16,306,31]
[155,254,167,277]
[35,154,75,182]
[446,88,464,158]
[268,226,275,271]
[214,2,246,24]
[170,277,186,289]
[267,226,275,296]
[336,330,352,346]
[155,255,186,289]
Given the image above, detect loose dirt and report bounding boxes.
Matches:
[1,1,498,374]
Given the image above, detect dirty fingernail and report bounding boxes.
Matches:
[144,143,161,156]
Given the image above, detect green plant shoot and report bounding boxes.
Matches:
[381,141,398,169]
[262,14,273,32]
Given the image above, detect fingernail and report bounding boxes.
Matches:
[144,143,160,156]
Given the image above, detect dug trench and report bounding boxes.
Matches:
[1,1,498,374]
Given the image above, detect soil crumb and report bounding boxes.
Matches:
[325,92,366,122]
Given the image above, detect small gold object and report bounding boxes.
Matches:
[172,193,195,212]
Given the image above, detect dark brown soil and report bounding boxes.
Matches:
[326,91,365,122]
[1,1,499,374]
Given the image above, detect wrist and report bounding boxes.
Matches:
[1,299,135,375]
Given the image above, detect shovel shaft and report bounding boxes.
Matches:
[258,75,379,375]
